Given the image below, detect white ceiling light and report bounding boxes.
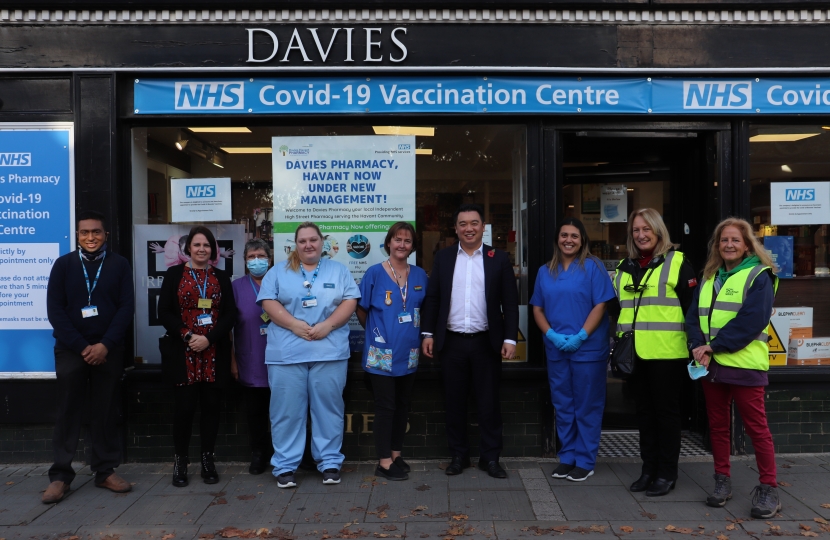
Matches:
[781,164,793,173]
[175,132,189,151]
[415,149,433,155]
[373,126,435,136]
[749,134,820,142]
[221,147,272,154]
[188,127,252,133]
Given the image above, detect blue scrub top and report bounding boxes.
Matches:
[256,258,361,364]
[358,262,428,377]
[530,258,616,362]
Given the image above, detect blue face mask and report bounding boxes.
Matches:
[247,257,269,277]
[687,360,709,381]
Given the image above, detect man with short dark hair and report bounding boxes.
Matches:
[421,203,519,478]
[43,210,134,504]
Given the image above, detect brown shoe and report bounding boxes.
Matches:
[95,473,132,493]
[42,481,70,504]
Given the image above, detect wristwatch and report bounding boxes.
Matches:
[183,331,193,343]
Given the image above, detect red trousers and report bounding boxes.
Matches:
[702,381,777,487]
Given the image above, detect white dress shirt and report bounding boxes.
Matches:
[448,243,488,334]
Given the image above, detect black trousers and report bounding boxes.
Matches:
[368,372,416,459]
[630,359,686,481]
[49,346,124,485]
[441,331,503,462]
[173,383,223,457]
[243,386,272,455]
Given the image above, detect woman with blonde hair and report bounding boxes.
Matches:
[256,222,360,489]
[611,208,697,497]
[686,217,780,518]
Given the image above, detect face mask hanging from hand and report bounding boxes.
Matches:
[247,258,270,277]
[687,360,709,380]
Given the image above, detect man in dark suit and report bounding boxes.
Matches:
[421,203,519,478]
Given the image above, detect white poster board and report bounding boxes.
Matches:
[132,224,246,364]
[170,177,232,223]
[600,184,627,223]
[770,181,830,225]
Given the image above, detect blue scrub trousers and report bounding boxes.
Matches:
[267,360,348,476]
[547,358,607,471]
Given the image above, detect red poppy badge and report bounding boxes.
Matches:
[488,250,495,258]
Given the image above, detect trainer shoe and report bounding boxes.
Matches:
[276,471,297,489]
[566,467,594,482]
[322,468,341,484]
[376,462,408,481]
[393,456,411,474]
[706,473,732,508]
[750,484,781,519]
[551,463,576,479]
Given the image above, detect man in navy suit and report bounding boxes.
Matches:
[421,203,519,478]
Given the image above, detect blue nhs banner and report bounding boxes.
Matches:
[137,77,830,115]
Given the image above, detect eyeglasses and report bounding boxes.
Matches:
[624,283,649,293]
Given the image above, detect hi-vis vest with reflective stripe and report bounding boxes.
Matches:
[698,265,779,372]
[613,251,688,360]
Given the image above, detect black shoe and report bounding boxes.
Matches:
[445,456,471,476]
[646,478,676,497]
[172,454,188,487]
[551,463,576,479]
[249,451,267,475]
[376,462,408,481]
[393,456,411,474]
[478,460,507,479]
[201,451,219,484]
[630,473,654,492]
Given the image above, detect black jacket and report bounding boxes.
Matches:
[421,243,520,354]
[157,263,237,386]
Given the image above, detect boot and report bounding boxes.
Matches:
[201,451,219,484]
[172,455,188,487]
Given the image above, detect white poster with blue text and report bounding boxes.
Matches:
[771,182,830,225]
[0,124,74,378]
[272,135,416,351]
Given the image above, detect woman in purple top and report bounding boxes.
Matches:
[231,238,272,475]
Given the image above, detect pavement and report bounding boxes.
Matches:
[2,455,830,539]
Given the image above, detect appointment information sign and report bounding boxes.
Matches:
[136,77,830,115]
[0,124,74,377]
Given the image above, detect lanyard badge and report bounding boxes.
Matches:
[189,265,213,310]
[300,260,321,308]
[249,275,270,322]
[79,250,105,317]
[387,260,411,323]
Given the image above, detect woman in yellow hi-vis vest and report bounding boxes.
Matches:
[687,218,780,519]
[611,208,698,497]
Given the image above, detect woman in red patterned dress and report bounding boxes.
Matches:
[158,226,237,487]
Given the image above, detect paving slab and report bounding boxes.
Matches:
[544,463,621,487]
[679,461,763,489]
[77,525,203,539]
[405,520,497,539]
[739,518,830,537]
[0,475,88,526]
[293,522,403,538]
[110,491,214,526]
[609,520,737,539]
[768,473,830,519]
[365,479,450,522]
[195,474,295,525]
[295,467,377,494]
[280,492,371,524]
[449,490,536,521]
[0,525,81,539]
[637,501,737,521]
[550,485,645,521]
[117,463,173,475]
[446,468,526,491]
[494,520,612,539]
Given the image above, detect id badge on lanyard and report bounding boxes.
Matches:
[80,250,105,318]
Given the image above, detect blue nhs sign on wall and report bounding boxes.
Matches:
[682,81,752,110]
[786,189,816,201]
[174,82,244,110]
[186,185,217,198]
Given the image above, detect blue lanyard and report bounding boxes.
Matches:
[300,260,321,296]
[189,265,209,299]
[249,275,265,315]
[79,249,105,306]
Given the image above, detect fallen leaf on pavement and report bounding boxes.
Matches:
[800,525,811,531]
[444,526,465,536]
[210,498,228,506]
[665,525,677,532]
[375,535,389,538]
[782,464,792,469]
[780,481,792,487]
[5,481,13,485]
[640,511,657,520]
[199,535,215,539]
[210,491,226,497]
[363,476,377,482]
[801,532,818,538]
[589,525,605,533]
[821,504,830,509]
[620,526,633,533]
[726,524,736,531]
[451,514,468,521]
[342,467,355,473]
[161,535,176,540]
[717,536,728,540]
[237,495,256,501]
[415,484,431,491]
[377,512,388,519]
[381,526,397,531]
[814,518,829,525]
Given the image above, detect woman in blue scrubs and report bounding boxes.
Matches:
[531,218,616,482]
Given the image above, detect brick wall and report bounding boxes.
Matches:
[763,388,830,454]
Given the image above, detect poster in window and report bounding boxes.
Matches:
[764,236,794,279]
[600,184,627,223]
[770,181,830,225]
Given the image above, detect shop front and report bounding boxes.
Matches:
[2,5,830,462]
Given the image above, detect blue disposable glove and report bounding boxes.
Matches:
[545,328,568,350]
[561,329,589,353]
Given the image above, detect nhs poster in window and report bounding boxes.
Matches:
[771,182,830,225]
[270,135,416,282]
[170,177,232,223]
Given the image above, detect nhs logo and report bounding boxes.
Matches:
[174,82,244,110]
[398,144,411,150]
[0,153,31,166]
[186,185,216,198]
[786,189,815,201]
[683,81,752,109]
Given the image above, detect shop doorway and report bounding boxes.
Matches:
[543,126,729,454]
